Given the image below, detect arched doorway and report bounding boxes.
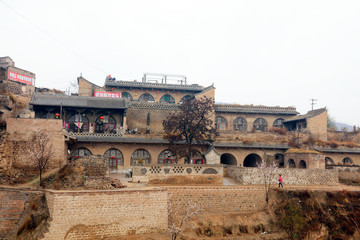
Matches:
[274,153,285,168]
[220,153,237,165]
[243,153,262,167]
[299,160,307,169]
[288,159,296,168]
[104,148,124,171]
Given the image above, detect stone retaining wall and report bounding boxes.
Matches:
[132,164,223,184]
[227,166,339,185]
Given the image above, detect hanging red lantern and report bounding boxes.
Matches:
[100,116,104,122]
[55,113,60,119]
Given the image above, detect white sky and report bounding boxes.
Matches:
[1,0,359,126]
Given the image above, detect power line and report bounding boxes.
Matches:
[0,0,107,75]
[309,98,317,111]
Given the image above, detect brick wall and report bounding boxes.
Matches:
[227,166,339,185]
[6,118,67,169]
[307,109,328,141]
[166,186,266,213]
[132,165,223,184]
[284,152,325,169]
[43,188,168,239]
[0,188,29,238]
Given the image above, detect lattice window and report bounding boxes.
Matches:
[215,116,227,130]
[253,118,268,132]
[139,93,155,103]
[233,117,247,131]
[160,94,175,104]
[273,118,285,128]
[194,166,202,173]
[122,92,133,100]
[150,166,162,174]
[173,166,184,173]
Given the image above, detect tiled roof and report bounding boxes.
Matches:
[30,94,127,109]
[284,108,326,123]
[104,80,205,92]
[314,147,360,154]
[215,104,298,115]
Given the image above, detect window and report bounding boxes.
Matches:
[131,149,151,165]
[95,115,116,133]
[342,157,353,165]
[253,118,268,131]
[180,95,193,103]
[273,118,285,128]
[233,117,247,131]
[160,94,175,104]
[158,149,177,164]
[122,92,133,101]
[215,116,227,130]
[67,114,89,133]
[104,148,124,170]
[185,150,205,164]
[139,93,155,103]
[70,148,92,159]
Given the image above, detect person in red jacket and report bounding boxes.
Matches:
[278,174,283,188]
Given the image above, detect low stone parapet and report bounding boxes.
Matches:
[132,164,223,184]
[227,166,339,185]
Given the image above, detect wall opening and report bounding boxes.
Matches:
[299,160,307,169]
[243,153,262,167]
[220,153,237,166]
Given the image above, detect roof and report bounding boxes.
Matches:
[213,142,290,150]
[215,104,298,115]
[104,79,205,92]
[314,147,360,154]
[30,94,127,109]
[284,108,326,123]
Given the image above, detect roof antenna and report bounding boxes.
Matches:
[309,98,317,111]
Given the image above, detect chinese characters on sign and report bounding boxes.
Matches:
[8,71,33,85]
[94,91,121,98]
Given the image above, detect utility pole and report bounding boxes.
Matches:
[309,98,317,111]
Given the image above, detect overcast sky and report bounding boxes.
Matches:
[1,0,359,126]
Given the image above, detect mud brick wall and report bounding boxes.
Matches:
[43,188,168,240]
[166,186,266,213]
[6,118,67,169]
[75,155,109,177]
[227,167,339,185]
[0,188,29,238]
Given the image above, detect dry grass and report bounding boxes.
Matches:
[285,148,320,154]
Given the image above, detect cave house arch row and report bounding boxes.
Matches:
[220,153,237,166]
[157,149,177,164]
[215,116,227,130]
[104,148,124,171]
[131,149,151,165]
[243,153,262,167]
[159,94,175,104]
[70,147,92,159]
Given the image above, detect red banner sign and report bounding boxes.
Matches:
[8,71,33,85]
[94,91,121,98]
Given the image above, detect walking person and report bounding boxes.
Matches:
[278,174,283,188]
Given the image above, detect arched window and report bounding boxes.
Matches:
[325,157,334,165]
[160,94,175,104]
[288,159,296,168]
[131,149,151,165]
[273,118,285,128]
[215,116,227,130]
[253,118,268,132]
[104,148,124,170]
[67,114,89,133]
[70,147,92,159]
[158,149,177,164]
[243,153,262,167]
[233,117,247,131]
[180,95,193,103]
[299,160,307,168]
[95,115,116,133]
[122,92,133,101]
[139,93,155,103]
[185,150,205,164]
[342,157,353,165]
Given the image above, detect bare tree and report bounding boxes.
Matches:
[28,130,53,187]
[257,157,278,203]
[163,96,218,162]
[168,201,203,240]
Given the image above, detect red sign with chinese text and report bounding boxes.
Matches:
[94,91,121,98]
[8,71,33,85]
